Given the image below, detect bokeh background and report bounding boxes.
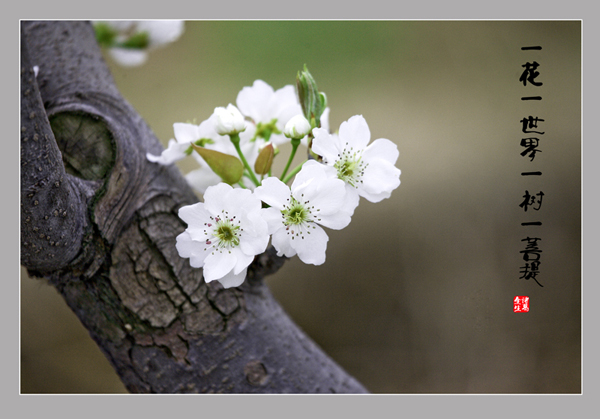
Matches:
[20,20,581,393]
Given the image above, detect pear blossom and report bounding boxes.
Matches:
[176,183,269,288]
[146,113,260,192]
[93,20,184,67]
[312,115,401,215]
[254,160,351,265]
[236,80,304,145]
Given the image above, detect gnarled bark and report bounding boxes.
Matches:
[20,20,368,393]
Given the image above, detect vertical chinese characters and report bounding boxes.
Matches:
[518,46,545,287]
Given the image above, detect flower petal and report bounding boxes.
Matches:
[360,160,401,202]
[176,231,211,268]
[292,224,329,265]
[311,128,342,164]
[203,250,237,282]
[270,227,297,258]
[173,122,200,145]
[338,115,371,150]
[146,139,187,165]
[108,48,148,67]
[261,207,286,234]
[216,268,248,289]
[362,138,399,165]
[202,183,235,215]
[236,80,274,123]
[254,177,292,210]
[238,211,269,256]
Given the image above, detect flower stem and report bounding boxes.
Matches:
[280,139,301,182]
[230,133,260,187]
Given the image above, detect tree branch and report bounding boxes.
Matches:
[20,20,368,393]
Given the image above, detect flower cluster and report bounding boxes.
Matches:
[148,67,401,288]
[93,20,185,67]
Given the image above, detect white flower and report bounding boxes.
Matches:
[146,122,201,165]
[93,20,184,67]
[284,114,312,140]
[147,113,261,193]
[214,104,247,135]
[254,160,351,265]
[176,183,269,288]
[135,20,185,47]
[312,115,401,214]
[236,80,303,145]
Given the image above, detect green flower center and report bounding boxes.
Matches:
[284,200,309,225]
[332,144,368,188]
[203,212,242,252]
[253,119,280,142]
[215,222,240,247]
[280,195,320,240]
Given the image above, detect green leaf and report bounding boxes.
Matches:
[191,144,244,185]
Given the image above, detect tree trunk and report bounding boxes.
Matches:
[20,20,368,394]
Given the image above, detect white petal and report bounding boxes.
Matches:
[271,85,303,124]
[311,128,341,164]
[302,176,346,216]
[231,252,253,276]
[320,107,330,132]
[238,211,269,256]
[203,250,237,282]
[137,20,184,47]
[362,138,399,165]
[261,207,286,234]
[290,160,326,191]
[360,161,401,202]
[254,177,292,210]
[173,122,201,145]
[338,115,371,150]
[292,224,329,265]
[178,202,210,229]
[216,268,248,289]
[202,183,235,215]
[271,227,297,258]
[176,231,210,268]
[236,80,274,122]
[146,139,187,165]
[108,48,148,67]
[315,207,352,230]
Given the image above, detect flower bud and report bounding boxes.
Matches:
[214,104,246,135]
[296,65,327,128]
[284,115,311,140]
[254,143,275,175]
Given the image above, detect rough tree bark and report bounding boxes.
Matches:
[20,20,368,393]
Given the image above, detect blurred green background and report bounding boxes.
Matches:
[21,20,581,393]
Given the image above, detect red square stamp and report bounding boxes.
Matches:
[514,296,530,312]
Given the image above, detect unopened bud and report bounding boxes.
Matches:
[296,65,327,128]
[214,104,246,135]
[254,144,275,175]
[284,115,311,140]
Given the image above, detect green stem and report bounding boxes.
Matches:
[230,133,260,187]
[280,139,301,181]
